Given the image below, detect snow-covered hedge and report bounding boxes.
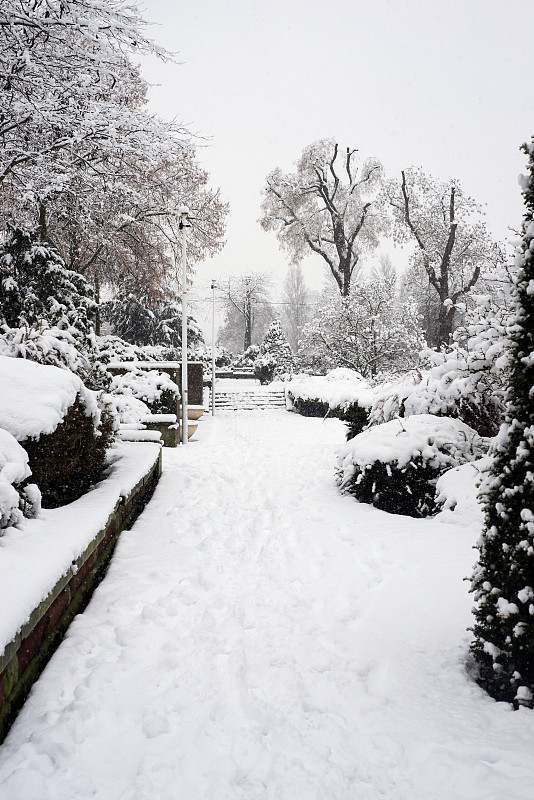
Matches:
[110,368,179,416]
[0,429,41,533]
[336,414,488,517]
[286,369,373,437]
[0,356,113,507]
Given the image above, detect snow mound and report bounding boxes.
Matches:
[0,355,99,441]
[434,456,491,527]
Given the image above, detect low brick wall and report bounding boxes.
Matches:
[0,449,162,744]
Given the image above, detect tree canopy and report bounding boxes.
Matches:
[260,139,387,297]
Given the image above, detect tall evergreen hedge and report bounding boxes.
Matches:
[470,138,534,708]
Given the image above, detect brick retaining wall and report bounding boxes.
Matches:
[0,448,162,744]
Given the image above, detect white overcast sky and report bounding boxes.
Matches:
[140,0,534,306]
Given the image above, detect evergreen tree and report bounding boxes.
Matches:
[470,137,534,708]
[254,320,294,383]
[104,287,204,352]
[0,226,96,346]
[103,287,158,347]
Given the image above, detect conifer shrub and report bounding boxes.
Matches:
[20,395,115,508]
[286,394,369,437]
[254,320,294,383]
[469,138,534,708]
[285,370,372,436]
[254,354,278,385]
[290,396,330,417]
[337,414,488,518]
[334,402,371,440]
[0,226,96,342]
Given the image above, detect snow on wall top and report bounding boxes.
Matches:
[107,361,203,370]
[0,442,161,656]
[0,355,99,441]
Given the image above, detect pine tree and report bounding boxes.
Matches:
[470,137,534,708]
[262,321,294,368]
[0,226,96,345]
[104,286,204,352]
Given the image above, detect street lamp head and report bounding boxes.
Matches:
[178,205,191,229]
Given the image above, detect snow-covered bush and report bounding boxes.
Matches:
[0,228,113,393]
[96,335,168,365]
[469,138,534,708]
[106,395,151,426]
[0,356,113,508]
[0,429,41,533]
[110,368,179,416]
[337,414,488,517]
[254,353,278,385]
[286,369,373,437]
[0,320,101,383]
[368,296,511,438]
[232,345,260,369]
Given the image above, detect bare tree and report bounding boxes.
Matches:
[218,273,272,352]
[260,139,388,297]
[389,167,505,347]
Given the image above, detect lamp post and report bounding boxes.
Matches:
[211,279,216,415]
[179,205,190,445]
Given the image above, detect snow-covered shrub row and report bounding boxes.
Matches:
[336,414,489,518]
[286,369,373,437]
[0,429,41,533]
[0,356,113,508]
[369,301,511,438]
[0,322,90,377]
[110,369,179,417]
[96,335,169,365]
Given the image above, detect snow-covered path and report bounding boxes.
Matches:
[1,411,534,799]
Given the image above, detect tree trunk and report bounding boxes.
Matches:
[94,275,101,336]
[243,293,252,350]
[436,300,455,348]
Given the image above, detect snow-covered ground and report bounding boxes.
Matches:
[1,411,534,799]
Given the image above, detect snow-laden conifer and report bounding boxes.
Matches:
[470,137,534,708]
[254,320,294,383]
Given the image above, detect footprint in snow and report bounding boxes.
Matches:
[142,709,170,738]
